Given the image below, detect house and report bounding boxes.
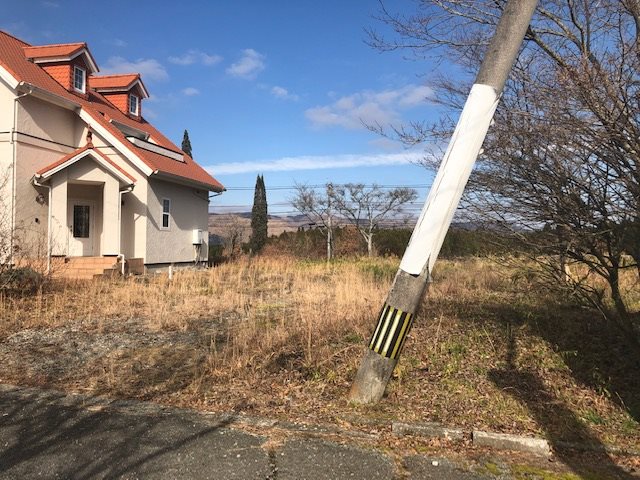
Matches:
[0,31,225,275]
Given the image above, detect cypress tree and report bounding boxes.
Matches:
[250,175,268,253]
[181,130,193,157]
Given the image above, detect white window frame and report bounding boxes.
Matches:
[161,198,171,230]
[128,94,140,116]
[73,65,86,93]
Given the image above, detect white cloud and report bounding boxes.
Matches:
[111,38,127,47]
[168,50,222,66]
[100,57,169,81]
[270,86,299,101]
[305,84,433,130]
[226,49,265,79]
[102,56,168,81]
[207,152,424,175]
[182,87,200,96]
[41,1,59,7]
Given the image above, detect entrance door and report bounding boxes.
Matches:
[68,200,95,256]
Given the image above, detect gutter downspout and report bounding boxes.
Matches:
[32,176,52,274]
[118,185,134,275]
[10,86,34,265]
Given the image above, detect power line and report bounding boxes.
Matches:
[222,183,431,191]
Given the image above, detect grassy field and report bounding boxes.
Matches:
[0,256,638,465]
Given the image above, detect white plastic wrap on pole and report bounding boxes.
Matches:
[399,83,499,276]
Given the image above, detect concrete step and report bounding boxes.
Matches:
[66,257,117,266]
[53,256,131,280]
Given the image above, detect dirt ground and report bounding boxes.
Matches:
[0,257,638,476]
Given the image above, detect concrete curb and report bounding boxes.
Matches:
[472,430,551,456]
[392,422,465,442]
[392,422,640,458]
[391,421,551,457]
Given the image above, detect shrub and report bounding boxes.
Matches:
[0,267,44,293]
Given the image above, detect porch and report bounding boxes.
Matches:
[32,144,136,263]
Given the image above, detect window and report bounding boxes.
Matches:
[161,198,171,229]
[73,66,86,93]
[73,205,90,238]
[129,94,140,116]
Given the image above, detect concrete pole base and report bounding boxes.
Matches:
[348,349,398,404]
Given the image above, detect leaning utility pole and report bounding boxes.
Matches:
[349,0,539,403]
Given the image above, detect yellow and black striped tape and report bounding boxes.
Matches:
[368,304,414,360]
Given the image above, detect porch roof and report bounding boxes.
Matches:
[34,145,137,186]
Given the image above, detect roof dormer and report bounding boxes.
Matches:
[23,43,98,96]
[90,74,149,120]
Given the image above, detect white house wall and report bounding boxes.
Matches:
[0,76,14,131]
[13,95,77,255]
[16,142,67,255]
[146,178,209,265]
[0,78,15,260]
[17,95,77,147]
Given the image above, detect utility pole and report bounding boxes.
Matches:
[349,0,539,404]
[327,183,334,261]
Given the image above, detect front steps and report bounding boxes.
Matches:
[54,256,121,280]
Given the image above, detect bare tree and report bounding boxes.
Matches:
[291,183,336,260]
[369,1,640,337]
[221,216,245,258]
[0,171,14,282]
[329,183,417,257]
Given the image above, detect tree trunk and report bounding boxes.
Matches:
[326,225,333,261]
[609,263,627,318]
[607,264,639,343]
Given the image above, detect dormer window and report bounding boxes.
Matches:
[128,94,140,116]
[91,74,149,118]
[73,66,86,93]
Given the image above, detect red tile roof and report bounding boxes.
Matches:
[0,31,224,192]
[23,42,99,74]
[24,43,86,59]
[90,73,149,97]
[36,144,137,183]
[90,73,138,87]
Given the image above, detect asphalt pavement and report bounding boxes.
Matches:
[0,385,492,479]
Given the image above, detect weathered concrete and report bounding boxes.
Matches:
[392,421,465,442]
[349,269,430,404]
[473,430,551,456]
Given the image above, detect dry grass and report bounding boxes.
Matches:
[0,255,638,455]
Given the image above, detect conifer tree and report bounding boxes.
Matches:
[181,130,192,157]
[249,175,268,253]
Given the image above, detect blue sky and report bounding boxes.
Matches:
[2,1,449,215]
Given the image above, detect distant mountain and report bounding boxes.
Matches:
[208,212,312,244]
[208,211,483,245]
